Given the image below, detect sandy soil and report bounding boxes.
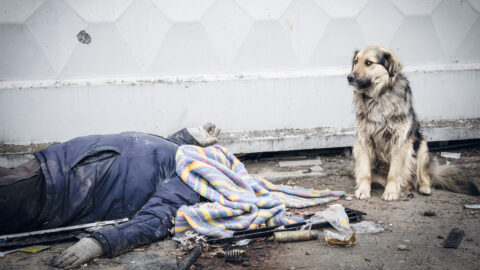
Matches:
[1,146,479,270]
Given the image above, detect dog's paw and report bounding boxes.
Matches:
[382,190,400,201]
[355,188,371,200]
[419,185,432,195]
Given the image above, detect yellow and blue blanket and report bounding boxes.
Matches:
[174,145,344,238]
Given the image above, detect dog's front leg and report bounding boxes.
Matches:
[353,140,372,199]
[383,143,411,201]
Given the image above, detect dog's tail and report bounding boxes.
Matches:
[429,159,479,195]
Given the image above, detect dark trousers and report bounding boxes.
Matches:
[0,158,45,235]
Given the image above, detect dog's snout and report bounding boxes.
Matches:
[347,73,355,83]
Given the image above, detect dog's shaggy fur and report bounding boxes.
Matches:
[347,46,468,201]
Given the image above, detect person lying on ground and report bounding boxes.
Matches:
[0,124,220,269]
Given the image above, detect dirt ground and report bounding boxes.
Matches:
[1,145,479,270]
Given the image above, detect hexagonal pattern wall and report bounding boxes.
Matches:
[1,0,479,79]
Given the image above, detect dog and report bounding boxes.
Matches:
[347,45,469,201]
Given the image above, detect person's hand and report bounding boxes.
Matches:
[187,123,221,146]
[51,237,104,269]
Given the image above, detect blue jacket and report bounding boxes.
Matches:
[33,130,201,257]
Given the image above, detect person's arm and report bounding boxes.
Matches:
[166,128,199,145]
[167,123,220,146]
[52,175,200,268]
[92,175,200,257]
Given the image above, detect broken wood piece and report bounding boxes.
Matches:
[177,246,202,270]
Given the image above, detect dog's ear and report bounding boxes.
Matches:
[351,50,359,69]
[383,51,403,77]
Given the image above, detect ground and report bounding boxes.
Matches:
[1,145,479,270]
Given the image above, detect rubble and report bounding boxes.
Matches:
[423,210,437,217]
[173,231,207,251]
[396,244,410,251]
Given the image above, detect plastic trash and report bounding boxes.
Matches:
[233,239,252,246]
[321,204,352,233]
[324,229,356,246]
[305,204,355,246]
[320,205,354,246]
[440,152,461,159]
[304,204,352,234]
[302,204,383,247]
[350,221,384,234]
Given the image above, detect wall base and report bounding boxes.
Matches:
[1,119,478,167]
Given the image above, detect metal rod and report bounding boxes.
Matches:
[0,218,129,240]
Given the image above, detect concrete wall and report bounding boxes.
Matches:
[1,0,480,161]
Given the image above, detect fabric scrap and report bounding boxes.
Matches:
[174,145,344,238]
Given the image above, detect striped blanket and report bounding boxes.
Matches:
[174,145,344,238]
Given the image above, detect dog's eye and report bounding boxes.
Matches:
[354,59,358,65]
[365,60,373,66]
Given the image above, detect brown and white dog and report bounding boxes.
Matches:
[347,45,466,201]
